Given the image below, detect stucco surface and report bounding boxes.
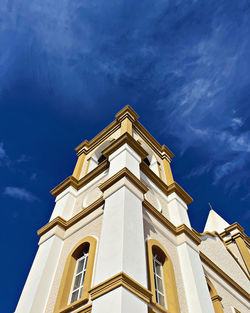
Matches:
[45,211,103,313]
[199,235,249,291]
[143,211,189,313]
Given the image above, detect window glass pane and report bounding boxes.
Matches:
[157,276,164,293]
[155,261,161,276]
[73,274,82,290]
[71,290,79,303]
[153,253,166,307]
[158,293,165,306]
[77,259,85,274]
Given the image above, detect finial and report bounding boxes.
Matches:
[208,202,213,211]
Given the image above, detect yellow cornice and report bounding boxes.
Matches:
[37,197,104,237]
[74,106,174,162]
[75,304,92,313]
[134,120,174,160]
[143,199,201,245]
[115,105,139,122]
[75,120,120,154]
[50,160,109,197]
[167,182,193,205]
[102,132,148,160]
[99,167,148,194]
[140,162,193,205]
[89,272,152,303]
[200,252,250,300]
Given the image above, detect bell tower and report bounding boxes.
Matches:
[15,106,249,313]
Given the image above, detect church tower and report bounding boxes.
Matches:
[15,106,250,313]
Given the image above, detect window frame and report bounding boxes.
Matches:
[147,238,180,313]
[69,250,89,304]
[54,236,97,313]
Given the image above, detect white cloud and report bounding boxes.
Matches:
[3,187,38,202]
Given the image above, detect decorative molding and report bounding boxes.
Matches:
[50,160,109,197]
[102,133,148,160]
[54,237,97,313]
[89,272,152,303]
[115,105,139,122]
[75,120,120,153]
[37,197,104,237]
[99,168,148,194]
[143,200,201,245]
[140,162,193,205]
[193,229,250,280]
[75,304,92,313]
[200,252,250,300]
[146,239,181,313]
[133,120,174,160]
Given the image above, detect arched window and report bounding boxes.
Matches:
[206,277,224,313]
[54,236,97,313]
[97,154,106,165]
[147,239,180,313]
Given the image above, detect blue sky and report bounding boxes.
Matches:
[1,0,250,311]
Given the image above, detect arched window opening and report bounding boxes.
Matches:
[153,253,166,307]
[143,157,151,166]
[98,154,106,164]
[147,239,180,313]
[69,244,89,303]
[54,237,97,313]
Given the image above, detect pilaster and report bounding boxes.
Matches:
[15,235,63,313]
[91,139,149,313]
[50,186,77,221]
[177,241,215,313]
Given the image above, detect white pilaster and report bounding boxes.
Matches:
[177,242,214,313]
[50,186,77,221]
[92,287,147,313]
[15,235,63,313]
[108,144,141,178]
[92,143,148,313]
[167,192,191,228]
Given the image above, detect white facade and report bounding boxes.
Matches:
[15,106,250,313]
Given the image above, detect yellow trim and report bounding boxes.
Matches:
[99,167,148,194]
[192,229,250,279]
[200,252,250,300]
[143,199,201,245]
[147,239,181,313]
[121,117,133,135]
[206,277,224,313]
[140,162,193,205]
[89,272,152,303]
[233,234,250,274]
[54,236,97,313]
[102,133,148,160]
[75,303,92,313]
[115,105,139,121]
[38,197,104,237]
[133,120,174,159]
[75,120,120,153]
[75,106,174,161]
[162,158,174,186]
[73,152,86,180]
[50,160,109,197]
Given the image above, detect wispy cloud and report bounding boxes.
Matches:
[0,0,250,196]
[3,187,38,202]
